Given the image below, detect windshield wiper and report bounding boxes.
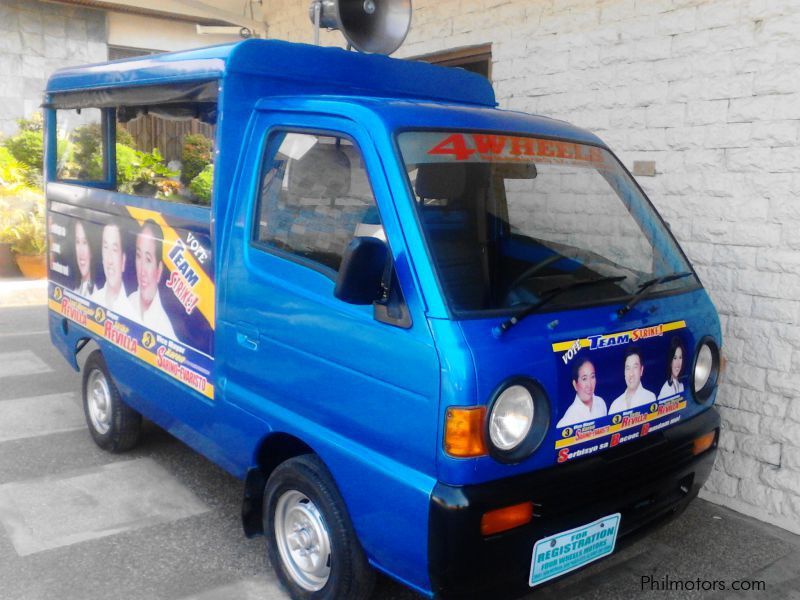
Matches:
[493,276,627,337]
[616,271,694,317]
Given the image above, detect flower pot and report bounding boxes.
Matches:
[14,253,47,279]
[0,242,21,277]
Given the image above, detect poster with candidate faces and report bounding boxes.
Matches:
[550,321,692,464]
[47,205,215,400]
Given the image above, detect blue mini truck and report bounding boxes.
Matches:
[45,39,721,599]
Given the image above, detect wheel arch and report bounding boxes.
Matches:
[242,431,315,537]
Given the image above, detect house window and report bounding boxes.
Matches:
[411,44,492,81]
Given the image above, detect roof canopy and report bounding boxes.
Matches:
[46,39,497,108]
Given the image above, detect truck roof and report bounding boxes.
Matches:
[253,96,608,148]
[45,39,496,108]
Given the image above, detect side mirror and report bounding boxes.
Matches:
[334,236,388,304]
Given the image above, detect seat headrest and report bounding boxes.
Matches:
[288,145,351,198]
[415,163,467,201]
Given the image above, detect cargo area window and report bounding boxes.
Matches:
[50,81,218,206]
[55,107,107,183]
[254,132,382,274]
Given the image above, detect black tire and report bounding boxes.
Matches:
[81,350,142,452]
[263,454,375,600]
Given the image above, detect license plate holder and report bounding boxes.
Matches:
[529,513,621,587]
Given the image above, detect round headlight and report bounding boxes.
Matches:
[694,344,713,392]
[692,338,720,403]
[489,385,534,451]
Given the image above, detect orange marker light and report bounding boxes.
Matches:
[481,502,534,536]
[444,406,487,458]
[692,430,717,456]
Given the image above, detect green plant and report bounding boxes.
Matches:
[132,147,177,191]
[0,197,25,244]
[16,112,43,133]
[0,147,31,195]
[181,134,213,185]
[189,164,213,205]
[5,130,44,173]
[71,123,103,174]
[116,125,135,148]
[72,123,136,172]
[90,144,176,194]
[8,206,46,255]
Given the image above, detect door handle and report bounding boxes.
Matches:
[235,324,259,351]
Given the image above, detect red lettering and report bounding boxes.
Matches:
[61,298,87,325]
[427,134,475,161]
[557,448,570,463]
[166,271,200,315]
[610,433,620,447]
[472,134,507,155]
[510,137,535,156]
[156,346,207,392]
[641,423,650,436]
[103,320,138,353]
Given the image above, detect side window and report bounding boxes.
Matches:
[115,104,216,206]
[255,132,382,273]
[55,107,106,182]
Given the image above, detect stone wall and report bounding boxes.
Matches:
[268,0,800,534]
[0,0,107,137]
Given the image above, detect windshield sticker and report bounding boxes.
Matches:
[550,323,691,464]
[425,133,606,165]
[553,320,687,363]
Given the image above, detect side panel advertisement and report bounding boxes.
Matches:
[551,321,691,464]
[47,205,214,399]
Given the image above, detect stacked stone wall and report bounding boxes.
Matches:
[0,0,106,137]
[269,0,800,534]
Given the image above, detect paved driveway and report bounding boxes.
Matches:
[0,302,798,600]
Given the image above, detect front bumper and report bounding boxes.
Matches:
[429,407,720,599]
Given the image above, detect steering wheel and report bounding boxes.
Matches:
[507,255,562,291]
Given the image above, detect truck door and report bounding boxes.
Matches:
[216,112,440,579]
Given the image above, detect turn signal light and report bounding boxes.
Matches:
[444,406,487,457]
[692,430,717,456]
[481,502,534,536]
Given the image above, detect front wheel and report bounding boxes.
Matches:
[263,455,375,600]
[82,350,142,452]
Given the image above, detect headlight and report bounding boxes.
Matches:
[694,345,713,392]
[489,385,534,451]
[487,379,551,464]
[692,338,720,402]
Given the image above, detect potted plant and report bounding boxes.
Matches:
[9,205,46,279]
[0,222,20,277]
[1,149,25,276]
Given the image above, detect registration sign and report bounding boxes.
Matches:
[529,513,621,587]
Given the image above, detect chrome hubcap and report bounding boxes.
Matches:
[87,369,112,435]
[274,490,331,591]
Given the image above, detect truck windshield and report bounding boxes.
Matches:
[397,131,698,315]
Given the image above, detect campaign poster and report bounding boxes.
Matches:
[47,206,215,400]
[550,321,692,464]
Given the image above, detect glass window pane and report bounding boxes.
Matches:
[56,108,105,182]
[115,108,215,206]
[256,133,382,273]
[397,131,695,314]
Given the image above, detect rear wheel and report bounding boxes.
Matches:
[82,350,141,452]
[263,454,375,600]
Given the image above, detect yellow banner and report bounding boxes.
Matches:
[554,399,687,449]
[49,298,215,400]
[551,320,687,353]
